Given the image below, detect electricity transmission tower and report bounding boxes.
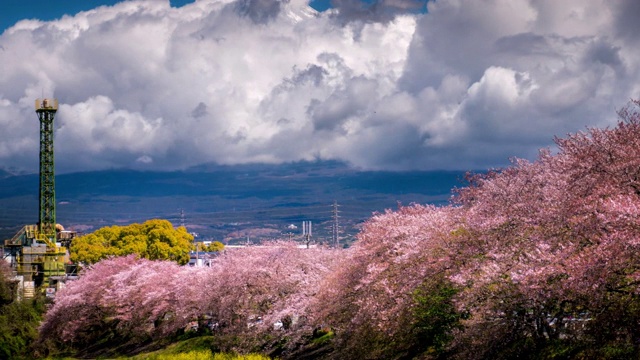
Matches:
[332,200,340,247]
[179,208,186,228]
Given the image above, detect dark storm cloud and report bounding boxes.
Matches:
[585,40,624,69]
[330,0,427,22]
[191,102,208,118]
[308,76,377,131]
[235,0,287,24]
[614,0,640,43]
[289,64,328,87]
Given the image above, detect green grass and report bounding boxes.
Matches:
[44,336,273,360]
[311,330,334,346]
[129,351,271,360]
[121,337,271,360]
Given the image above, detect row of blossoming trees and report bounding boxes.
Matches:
[39,103,640,359]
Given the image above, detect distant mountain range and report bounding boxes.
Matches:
[0,161,473,244]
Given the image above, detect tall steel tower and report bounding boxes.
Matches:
[1,98,72,297]
[35,98,58,243]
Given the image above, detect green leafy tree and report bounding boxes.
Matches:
[0,266,46,360]
[70,219,193,265]
[411,276,463,357]
[0,261,15,306]
[0,300,45,359]
[196,241,224,252]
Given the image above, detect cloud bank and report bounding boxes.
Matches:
[0,0,638,173]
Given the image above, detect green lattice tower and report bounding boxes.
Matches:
[35,98,58,243]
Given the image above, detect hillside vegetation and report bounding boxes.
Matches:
[0,261,46,359]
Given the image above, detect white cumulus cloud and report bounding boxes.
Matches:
[0,0,638,173]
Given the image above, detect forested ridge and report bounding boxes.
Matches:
[4,103,640,359]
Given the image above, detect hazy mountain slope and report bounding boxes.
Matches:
[0,161,471,242]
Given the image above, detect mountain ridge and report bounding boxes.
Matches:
[0,161,473,243]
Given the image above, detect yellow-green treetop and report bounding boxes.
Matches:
[195,240,224,252]
[70,219,193,265]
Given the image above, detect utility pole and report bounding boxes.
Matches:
[332,200,340,248]
[302,220,312,248]
[195,241,199,266]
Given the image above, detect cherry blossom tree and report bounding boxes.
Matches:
[200,243,343,354]
[313,205,467,359]
[38,255,209,354]
[39,244,343,357]
[447,101,640,357]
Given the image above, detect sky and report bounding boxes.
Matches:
[0,0,639,174]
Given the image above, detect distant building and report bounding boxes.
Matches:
[224,244,318,250]
[188,251,219,267]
